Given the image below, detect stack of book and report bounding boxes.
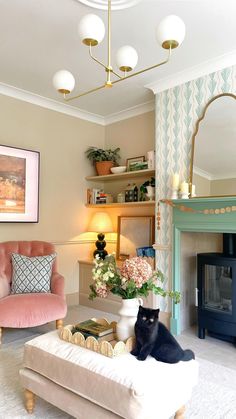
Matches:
[71,319,115,342]
[87,188,113,204]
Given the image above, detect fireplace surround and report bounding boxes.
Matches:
[171,197,236,337]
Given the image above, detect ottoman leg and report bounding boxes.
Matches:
[0,327,2,344]
[174,405,186,419]
[56,319,63,329]
[25,389,35,414]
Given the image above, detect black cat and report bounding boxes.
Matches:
[131,306,195,364]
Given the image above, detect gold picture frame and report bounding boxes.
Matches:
[116,215,155,260]
[126,156,145,171]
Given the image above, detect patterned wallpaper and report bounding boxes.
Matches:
[155,65,236,311]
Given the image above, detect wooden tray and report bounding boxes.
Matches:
[59,318,135,358]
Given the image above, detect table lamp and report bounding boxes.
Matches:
[88,212,113,259]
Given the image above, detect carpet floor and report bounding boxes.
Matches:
[1,305,236,419]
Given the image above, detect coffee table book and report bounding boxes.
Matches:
[73,319,113,336]
[59,318,135,358]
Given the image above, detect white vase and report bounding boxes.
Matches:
[146,185,155,201]
[116,298,143,341]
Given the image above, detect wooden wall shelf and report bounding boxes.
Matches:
[85,201,155,208]
[85,169,155,182]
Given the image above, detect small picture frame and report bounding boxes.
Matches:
[126,156,145,171]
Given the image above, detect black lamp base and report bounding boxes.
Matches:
[93,233,108,260]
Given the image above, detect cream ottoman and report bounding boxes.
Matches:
[20,330,198,419]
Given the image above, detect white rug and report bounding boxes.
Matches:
[1,333,236,419]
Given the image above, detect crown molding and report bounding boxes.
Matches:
[104,100,155,125]
[193,166,212,180]
[0,81,106,125]
[193,165,236,181]
[0,81,155,125]
[146,50,236,94]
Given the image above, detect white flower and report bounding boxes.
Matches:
[109,272,114,278]
[103,272,110,282]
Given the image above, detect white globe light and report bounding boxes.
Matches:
[53,70,75,95]
[156,15,185,49]
[78,14,105,46]
[116,46,138,72]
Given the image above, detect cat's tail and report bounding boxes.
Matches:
[182,349,195,361]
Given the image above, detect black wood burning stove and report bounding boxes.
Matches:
[197,234,236,343]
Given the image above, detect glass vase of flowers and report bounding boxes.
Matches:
[89,254,180,341]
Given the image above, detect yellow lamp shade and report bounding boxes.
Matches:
[88,212,113,233]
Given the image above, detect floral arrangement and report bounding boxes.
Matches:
[89,254,180,303]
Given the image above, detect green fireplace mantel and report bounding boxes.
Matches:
[171,197,236,335]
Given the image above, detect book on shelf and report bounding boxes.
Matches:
[71,328,115,342]
[87,188,113,204]
[74,319,113,337]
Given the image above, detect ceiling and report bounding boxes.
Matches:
[0,0,236,118]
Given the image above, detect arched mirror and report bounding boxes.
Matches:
[189,93,236,197]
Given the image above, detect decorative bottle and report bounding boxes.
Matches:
[133,184,138,202]
[125,184,131,202]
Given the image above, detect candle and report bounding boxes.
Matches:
[180,181,189,194]
[191,184,196,196]
[172,173,179,190]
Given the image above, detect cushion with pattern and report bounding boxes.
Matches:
[11,253,56,294]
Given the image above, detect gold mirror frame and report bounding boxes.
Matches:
[189,93,236,198]
[116,215,155,260]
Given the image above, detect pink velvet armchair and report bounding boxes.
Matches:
[0,241,67,344]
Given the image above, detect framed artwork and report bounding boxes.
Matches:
[116,215,155,260]
[126,156,145,171]
[0,145,40,222]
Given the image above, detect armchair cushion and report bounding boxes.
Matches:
[11,253,56,294]
[0,293,67,328]
[0,274,10,298]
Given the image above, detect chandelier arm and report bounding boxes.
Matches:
[64,49,171,102]
[112,48,172,85]
[89,44,107,70]
[64,83,106,102]
[111,69,123,79]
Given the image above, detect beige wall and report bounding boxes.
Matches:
[0,94,105,295]
[0,97,155,300]
[105,111,155,165]
[193,173,211,196]
[211,178,236,196]
[193,174,236,197]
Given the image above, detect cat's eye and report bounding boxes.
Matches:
[142,316,147,321]
[150,318,154,322]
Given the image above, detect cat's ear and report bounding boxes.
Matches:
[138,305,144,313]
[154,308,160,318]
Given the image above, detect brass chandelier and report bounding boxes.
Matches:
[53,0,185,101]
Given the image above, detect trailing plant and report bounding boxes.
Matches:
[85,146,120,164]
[140,177,155,193]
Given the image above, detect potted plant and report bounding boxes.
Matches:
[140,177,155,201]
[85,146,120,176]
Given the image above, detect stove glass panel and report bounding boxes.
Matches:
[204,265,232,313]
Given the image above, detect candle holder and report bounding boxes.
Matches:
[179,192,189,199]
[171,188,179,199]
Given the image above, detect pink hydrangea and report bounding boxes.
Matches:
[120,257,152,289]
[95,283,108,298]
